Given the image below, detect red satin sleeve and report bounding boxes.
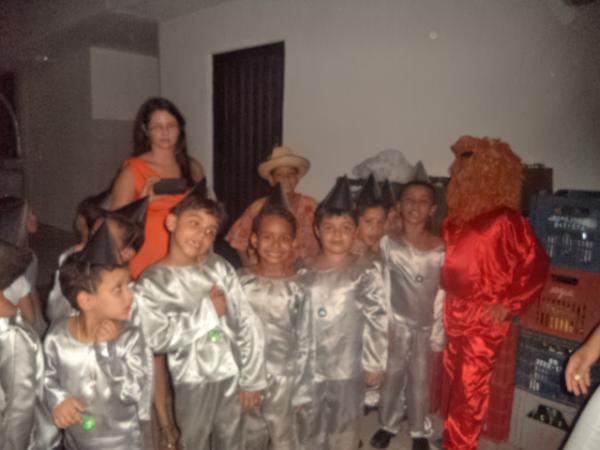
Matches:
[442,207,549,335]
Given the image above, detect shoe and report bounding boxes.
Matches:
[370,429,396,449]
[363,404,378,416]
[412,437,430,450]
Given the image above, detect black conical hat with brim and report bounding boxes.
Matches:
[357,174,383,207]
[263,183,290,211]
[320,175,354,211]
[76,221,123,267]
[113,196,149,225]
[381,179,397,210]
[0,196,28,248]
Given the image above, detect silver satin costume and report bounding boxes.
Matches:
[134,253,267,450]
[43,318,153,450]
[377,235,446,437]
[299,256,387,450]
[0,311,60,450]
[46,247,78,323]
[239,271,312,450]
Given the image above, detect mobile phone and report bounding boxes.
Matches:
[153,178,188,195]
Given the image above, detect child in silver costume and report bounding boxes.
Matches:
[240,202,312,450]
[300,176,388,450]
[135,192,267,450]
[43,223,153,450]
[0,241,59,450]
[371,181,446,450]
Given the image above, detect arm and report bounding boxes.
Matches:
[291,286,313,407]
[360,264,388,375]
[430,288,446,352]
[110,165,138,210]
[134,278,220,354]
[566,323,600,395]
[190,158,205,182]
[224,270,267,392]
[501,214,550,316]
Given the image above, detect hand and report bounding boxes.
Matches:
[53,397,85,429]
[160,423,180,450]
[566,343,599,396]
[0,295,17,318]
[240,390,263,412]
[95,320,121,343]
[483,303,510,325]
[210,285,227,317]
[142,176,160,199]
[364,371,384,387]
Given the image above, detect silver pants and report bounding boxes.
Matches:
[244,374,296,450]
[379,321,431,436]
[298,377,363,450]
[564,387,600,450]
[174,376,242,450]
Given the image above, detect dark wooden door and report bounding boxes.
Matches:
[213,41,285,230]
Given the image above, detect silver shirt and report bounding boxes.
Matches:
[0,311,59,450]
[43,318,153,450]
[135,253,267,390]
[301,256,388,381]
[380,235,446,328]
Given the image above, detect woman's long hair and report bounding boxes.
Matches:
[132,97,194,186]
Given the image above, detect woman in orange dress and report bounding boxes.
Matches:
[111,97,205,450]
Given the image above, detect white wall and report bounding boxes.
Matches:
[18,47,160,230]
[159,0,600,200]
[91,47,160,121]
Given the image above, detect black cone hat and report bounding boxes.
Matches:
[0,197,28,248]
[381,179,396,210]
[114,196,149,225]
[413,161,430,182]
[76,221,123,266]
[357,174,382,207]
[263,183,290,210]
[320,175,354,211]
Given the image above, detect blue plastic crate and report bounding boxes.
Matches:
[515,329,600,407]
[530,194,600,272]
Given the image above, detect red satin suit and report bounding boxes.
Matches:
[442,207,549,450]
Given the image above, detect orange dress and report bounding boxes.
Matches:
[124,157,187,278]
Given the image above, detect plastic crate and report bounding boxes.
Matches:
[515,329,600,406]
[530,194,600,272]
[520,267,600,342]
[509,388,577,450]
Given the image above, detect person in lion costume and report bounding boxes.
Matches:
[442,136,550,450]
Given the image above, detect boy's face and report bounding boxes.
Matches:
[251,214,294,266]
[399,186,436,226]
[357,206,386,248]
[82,267,133,321]
[316,214,356,256]
[269,166,300,195]
[166,208,218,261]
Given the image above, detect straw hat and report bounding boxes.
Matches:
[258,146,310,180]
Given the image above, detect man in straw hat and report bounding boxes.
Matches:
[226,146,319,266]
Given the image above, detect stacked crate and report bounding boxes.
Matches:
[512,192,600,449]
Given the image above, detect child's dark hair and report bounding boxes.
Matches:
[314,205,358,227]
[59,253,123,310]
[171,196,227,231]
[0,240,33,291]
[401,180,436,203]
[104,213,145,252]
[251,204,297,238]
[73,192,109,242]
[356,201,386,219]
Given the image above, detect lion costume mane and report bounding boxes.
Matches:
[442,136,550,450]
